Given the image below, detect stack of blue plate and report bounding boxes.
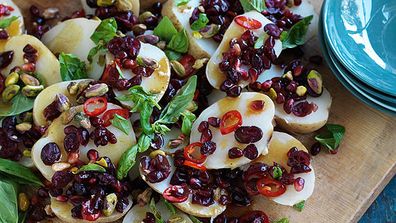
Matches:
[319,0,396,114]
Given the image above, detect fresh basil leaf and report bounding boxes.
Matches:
[18,210,27,223]
[0,158,42,186]
[191,14,209,31]
[87,43,106,62]
[149,198,165,223]
[181,110,196,135]
[189,215,203,223]
[117,133,153,179]
[59,53,88,81]
[78,163,106,173]
[176,0,190,6]
[293,200,305,212]
[111,114,132,135]
[0,16,18,29]
[90,18,118,44]
[157,75,197,124]
[163,199,177,215]
[272,166,283,180]
[153,16,178,42]
[274,218,289,223]
[314,124,345,151]
[254,33,266,49]
[0,94,34,117]
[165,50,182,61]
[239,0,266,13]
[280,15,313,49]
[0,179,18,223]
[167,29,189,53]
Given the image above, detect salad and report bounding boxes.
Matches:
[0,0,346,222]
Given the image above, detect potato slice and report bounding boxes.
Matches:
[289,0,318,41]
[32,103,136,180]
[51,196,133,223]
[109,42,171,106]
[206,11,283,90]
[123,200,193,223]
[190,92,275,169]
[254,131,315,206]
[257,65,332,134]
[0,0,24,51]
[80,0,139,16]
[41,18,105,80]
[162,0,218,59]
[2,34,61,86]
[33,79,92,127]
[140,155,226,218]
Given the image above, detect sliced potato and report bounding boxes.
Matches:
[32,103,136,180]
[160,127,189,154]
[206,11,283,90]
[289,0,318,41]
[190,92,275,169]
[33,79,92,127]
[140,155,226,218]
[109,42,171,106]
[162,0,218,59]
[80,0,139,16]
[257,65,332,134]
[2,34,61,85]
[123,200,193,223]
[41,18,105,80]
[51,196,133,223]
[0,0,25,51]
[254,131,315,206]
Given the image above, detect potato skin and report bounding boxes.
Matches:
[275,117,328,134]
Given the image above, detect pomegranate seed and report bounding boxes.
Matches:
[310,142,322,156]
[200,128,212,143]
[21,63,36,72]
[87,149,99,162]
[67,152,80,164]
[294,177,305,192]
[198,121,209,132]
[260,80,272,91]
[56,195,68,202]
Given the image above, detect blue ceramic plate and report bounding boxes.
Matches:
[322,0,396,97]
[318,7,396,115]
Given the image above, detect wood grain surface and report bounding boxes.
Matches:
[11,0,396,222]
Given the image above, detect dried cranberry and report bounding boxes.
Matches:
[234,126,263,144]
[198,121,209,132]
[208,117,220,127]
[294,177,305,192]
[41,142,61,165]
[64,133,80,152]
[292,101,316,117]
[239,211,269,223]
[228,147,243,159]
[140,155,171,183]
[243,144,258,160]
[192,189,214,206]
[52,171,73,188]
[200,128,213,143]
[310,142,322,156]
[264,23,281,38]
[0,51,14,69]
[200,141,216,155]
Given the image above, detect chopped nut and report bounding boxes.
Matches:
[138,11,154,23]
[67,82,79,95]
[192,58,209,70]
[55,94,70,112]
[115,0,134,11]
[84,83,109,98]
[171,60,186,77]
[199,24,220,38]
[282,71,293,81]
[168,134,185,148]
[61,105,83,125]
[44,204,55,216]
[20,112,33,123]
[136,34,160,45]
[137,188,152,206]
[18,193,30,211]
[132,24,147,36]
[149,150,166,158]
[23,150,31,157]
[156,40,166,50]
[103,193,118,216]
[296,86,307,97]
[268,88,277,100]
[2,85,20,102]
[97,0,115,7]
[51,162,71,172]
[22,85,44,97]
[16,122,32,133]
[74,112,91,129]
[5,72,19,87]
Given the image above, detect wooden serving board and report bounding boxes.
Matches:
[11,0,396,222]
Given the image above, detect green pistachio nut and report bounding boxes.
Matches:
[103,193,118,216]
[307,70,323,95]
[67,82,79,95]
[199,24,221,38]
[2,84,20,102]
[20,73,40,86]
[5,72,19,87]
[171,60,186,77]
[138,11,154,23]
[22,85,44,98]
[97,0,115,7]
[85,83,109,98]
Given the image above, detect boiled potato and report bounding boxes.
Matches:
[2,34,61,86]
[0,0,24,51]
[80,0,139,16]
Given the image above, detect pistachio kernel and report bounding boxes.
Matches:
[192,58,209,70]
[20,111,33,123]
[18,193,30,212]
[268,87,277,100]
[74,112,91,129]
[199,24,221,38]
[282,71,293,81]
[23,150,31,157]
[56,94,70,112]
[61,105,83,125]
[156,41,166,50]
[138,11,154,23]
[96,158,108,168]
[307,70,323,95]
[103,193,118,217]
[5,72,19,87]
[296,86,307,97]
[136,34,160,45]
[20,73,40,86]
[51,162,71,172]
[67,82,79,95]
[22,85,44,97]
[84,83,109,98]
[97,0,115,7]
[2,84,20,102]
[149,150,166,158]
[132,24,147,36]
[115,0,134,11]
[16,122,32,133]
[171,60,186,77]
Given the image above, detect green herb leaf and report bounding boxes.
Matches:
[87,43,106,62]
[272,166,283,180]
[314,124,345,151]
[163,199,177,215]
[111,114,132,135]
[59,53,88,81]
[116,133,152,179]
[149,198,165,223]
[0,158,42,186]
[165,50,182,61]
[280,15,313,49]
[274,217,289,223]
[181,110,196,135]
[0,93,34,117]
[167,29,189,53]
[153,16,178,42]
[293,200,305,212]
[0,179,18,223]
[191,14,209,31]
[254,33,267,49]
[239,0,266,13]
[0,16,18,29]
[78,163,106,173]
[90,18,118,44]
[189,215,203,223]
[176,0,190,6]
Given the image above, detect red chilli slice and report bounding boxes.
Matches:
[256,177,286,197]
[220,110,243,135]
[235,16,262,30]
[83,97,108,117]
